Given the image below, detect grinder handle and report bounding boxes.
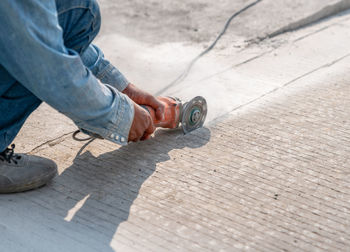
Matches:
[141,97,180,129]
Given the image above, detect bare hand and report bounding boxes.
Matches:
[128,102,156,142]
[123,83,165,121]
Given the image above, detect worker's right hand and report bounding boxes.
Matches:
[128,102,156,142]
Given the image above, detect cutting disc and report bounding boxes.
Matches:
[181,96,207,134]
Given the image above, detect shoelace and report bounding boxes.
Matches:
[0,144,21,164]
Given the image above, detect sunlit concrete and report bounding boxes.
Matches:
[1,1,350,251]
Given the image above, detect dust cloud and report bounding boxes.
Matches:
[96,34,252,124]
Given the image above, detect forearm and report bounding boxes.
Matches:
[81,44,130,92]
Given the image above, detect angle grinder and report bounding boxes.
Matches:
[142,96,207,134]
[73,96,207,142]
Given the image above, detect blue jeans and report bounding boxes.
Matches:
[0,0,103,152]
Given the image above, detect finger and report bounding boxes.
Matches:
[144,134,152,140]
[155,107,165,121]
[141,132,152,141]
[146,96,165,121]
[145,116,156,135]
[128,132,136,142]
[134,136,142,142]
[133,129,143,142]
[145,125,156,136]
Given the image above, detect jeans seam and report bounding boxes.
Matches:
[57,6,96,18]
[89,6,97,54]
[57,2,100,54]
[96,64,112,80]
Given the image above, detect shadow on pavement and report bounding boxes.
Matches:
[56,127,211,251]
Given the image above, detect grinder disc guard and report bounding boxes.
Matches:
[180,96,207,134]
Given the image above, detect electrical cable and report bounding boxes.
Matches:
[155,0,263,96]
[73,0,263,143]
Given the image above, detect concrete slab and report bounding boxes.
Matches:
[94,9,350,123]
[3,53,350,251]
[99,0,350,43]
[2,1,350,251]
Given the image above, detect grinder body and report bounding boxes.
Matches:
[142,96,207,134]
[73,96,207,142]
[142,97,182,129]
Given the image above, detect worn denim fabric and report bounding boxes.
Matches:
[57,0,130,91]
[0,0,134,152]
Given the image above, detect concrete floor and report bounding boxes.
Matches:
[1,1,350,251]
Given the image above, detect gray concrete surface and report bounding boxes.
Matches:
[1,1,350,251]
[99,0,350,43]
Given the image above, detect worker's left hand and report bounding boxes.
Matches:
[122,83,165,121]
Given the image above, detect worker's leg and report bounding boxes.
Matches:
[0,0,101,152]
[56,0,130,92]
[0,72,57,194]
[0,0,102,193]
[0,71,42,152]
[56,0,101,54]
[0,69,57,194]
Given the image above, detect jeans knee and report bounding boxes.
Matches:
[87,0,101,34]
[75,0,101,36]
[56,0,101,53]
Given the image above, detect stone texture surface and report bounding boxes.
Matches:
[2,60,350,251]
[1,1,350,252]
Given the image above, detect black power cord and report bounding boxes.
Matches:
[156,0,263,96]
[73,0,263,143]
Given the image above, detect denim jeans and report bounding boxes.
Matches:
[0,0,133,152]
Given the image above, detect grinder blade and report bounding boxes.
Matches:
[180,96,207,134]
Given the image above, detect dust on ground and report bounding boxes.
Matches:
[99,0,340,44]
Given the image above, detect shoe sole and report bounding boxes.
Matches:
[0,170,58,194]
